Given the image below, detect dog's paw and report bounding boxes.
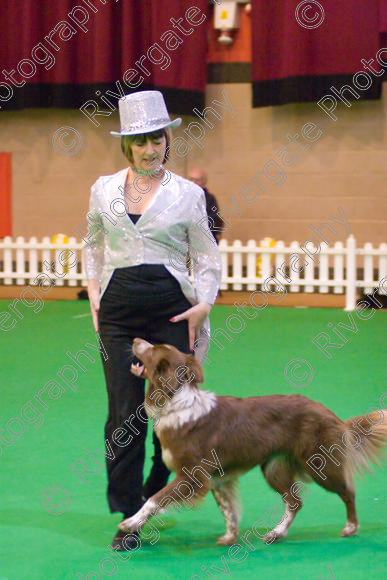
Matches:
[340,522,358,537]
[216,533,237,546]
[263,530,281,544]
[119,517,139,533]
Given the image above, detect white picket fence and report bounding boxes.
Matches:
[0,235,386,310]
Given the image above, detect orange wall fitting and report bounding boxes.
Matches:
[207,5,252,63]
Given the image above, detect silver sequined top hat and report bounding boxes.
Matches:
[110,90,181,137]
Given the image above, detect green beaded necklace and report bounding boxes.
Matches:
[132,166,163,176]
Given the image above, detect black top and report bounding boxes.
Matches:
[128,213,141,224]
[111,264,183,299]
[202,188,223,243]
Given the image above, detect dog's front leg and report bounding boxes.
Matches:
[211,478,240,546]
[119,472,210,533]
[119,499,158,533]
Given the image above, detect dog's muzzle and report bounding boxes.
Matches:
[132,338,153,357]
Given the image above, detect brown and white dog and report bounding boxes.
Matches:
[119,338,386,546]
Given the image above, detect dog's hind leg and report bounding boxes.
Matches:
[339,486,358,537]
[261,456,303,543]
[304,458,359,537]
[211,477,240,546]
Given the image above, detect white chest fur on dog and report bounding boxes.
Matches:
[154,383,217,434]
[161,448,174,470]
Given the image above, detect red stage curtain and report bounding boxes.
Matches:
[0,153,12,237]
[0,0,209,115]
[380,0,387,51]
[251,0,385,107]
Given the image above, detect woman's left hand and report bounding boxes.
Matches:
[170,302,211,351]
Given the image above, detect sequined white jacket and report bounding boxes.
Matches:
[83,168,221,360]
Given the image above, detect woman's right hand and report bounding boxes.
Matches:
[87,279,101,333]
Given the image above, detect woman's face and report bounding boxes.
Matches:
[130,132,166,171]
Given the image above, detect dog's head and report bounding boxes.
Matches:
[131,338,204,411]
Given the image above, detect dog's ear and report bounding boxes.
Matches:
[154,357,170,376]
[185,354,204,384]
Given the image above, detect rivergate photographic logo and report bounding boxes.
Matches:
[0,0,120,110]
[317,49,387,121]
[52,126,82,155]
[80,4,207,126]
[295,1,325,29]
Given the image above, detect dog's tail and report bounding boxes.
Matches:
[343,410,387,478]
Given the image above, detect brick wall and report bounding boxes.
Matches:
[0,82,386,244]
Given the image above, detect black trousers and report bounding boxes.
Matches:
[98,265,191,516]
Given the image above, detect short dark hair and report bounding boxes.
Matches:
[120,128,171,164]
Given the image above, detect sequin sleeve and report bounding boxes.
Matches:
[187,189,222,305]
[82,180,105,281]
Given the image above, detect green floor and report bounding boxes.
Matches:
[0,300,386,580]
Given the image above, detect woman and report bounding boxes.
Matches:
[83,91,221,550]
